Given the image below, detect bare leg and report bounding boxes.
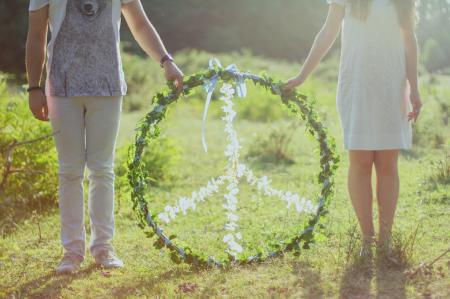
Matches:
[348,150,375,241]
[374,150,400,247]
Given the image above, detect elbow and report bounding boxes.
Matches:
[26,28,47,48]
[313,32,326,46]
[131,21,147,35]
[404,38,418,57]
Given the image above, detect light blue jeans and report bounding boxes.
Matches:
[47,96,122,259]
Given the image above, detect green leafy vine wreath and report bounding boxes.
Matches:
[127,61,340,268]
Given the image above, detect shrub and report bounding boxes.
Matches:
[429,151,450,186]
[0,76,58,225]
[246,122,300,164]
[412,78,450,149]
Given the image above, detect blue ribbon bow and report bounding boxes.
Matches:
[202,58,247,152]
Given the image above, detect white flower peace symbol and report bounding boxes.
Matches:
[157,83,318,258]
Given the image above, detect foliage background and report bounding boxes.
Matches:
[2,0,450,75]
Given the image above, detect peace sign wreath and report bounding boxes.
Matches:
[127,60,340,268]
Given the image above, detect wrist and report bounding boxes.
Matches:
[160,53,174,68]
[297,74,306,84]
[410,87,419,96]
[27,85,44,93]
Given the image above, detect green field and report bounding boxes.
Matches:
[1,51,449,298]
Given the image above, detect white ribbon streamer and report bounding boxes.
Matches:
[201,58,247,152]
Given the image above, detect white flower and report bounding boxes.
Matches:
[223,203,237,211]
[228,240,243,253]
[178,197,190,215]
[286,200,292,209]
[224,223,238,231]
[236,164,246,178]
[257,176,270,190]
[158,212,170,224]
[220,83,235,95]
[223,233,234,243]
[165,205,177,219]
[227,213,239,222]
[295,200,304,213]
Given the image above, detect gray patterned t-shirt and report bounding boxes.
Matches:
[29,0,136,97]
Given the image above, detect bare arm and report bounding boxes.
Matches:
[284,4,345,91]
[122,0,183,90]
[402,26,422,122]
[26,6,49,121]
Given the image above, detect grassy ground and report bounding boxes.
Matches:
[1,54,449,298]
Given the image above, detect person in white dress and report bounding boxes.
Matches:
[284,0,422,258]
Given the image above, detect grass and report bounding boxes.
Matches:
[1,52,449,298]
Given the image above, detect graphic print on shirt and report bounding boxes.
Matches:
[48,0,122,96]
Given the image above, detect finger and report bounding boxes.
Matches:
[167,76,177,89]
[409,110,418,122]
[30,107,40,119]
[43,103,49,121]
[36,110,45,121]
[172,77,180,93]
[176,76,184,92]
[282,83,293,92]
[32,110,44,121]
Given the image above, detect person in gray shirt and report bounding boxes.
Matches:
[26,0,184,274]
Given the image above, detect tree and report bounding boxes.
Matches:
[2,0,450,75]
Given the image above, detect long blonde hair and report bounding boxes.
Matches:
[349,0,417,29]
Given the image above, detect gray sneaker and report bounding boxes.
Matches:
[94,249,124,269]
[55,253,83,274]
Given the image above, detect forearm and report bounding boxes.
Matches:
[129,20,169,62]
[26,36,47,87]
[298,30,339,81]
[26,9,48,87]
[405,33,419,93]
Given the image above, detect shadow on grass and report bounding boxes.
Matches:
[339,258,374,299]
[110,267,209,298]
[9,264,99,299]
[291,260,325,298]
[374,256,408,299]
[339,255,408,299]
[109,260,326,297]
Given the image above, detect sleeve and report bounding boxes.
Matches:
[29,0,49,11]
[327,0,346,7]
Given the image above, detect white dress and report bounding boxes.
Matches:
[328,0,412,150]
